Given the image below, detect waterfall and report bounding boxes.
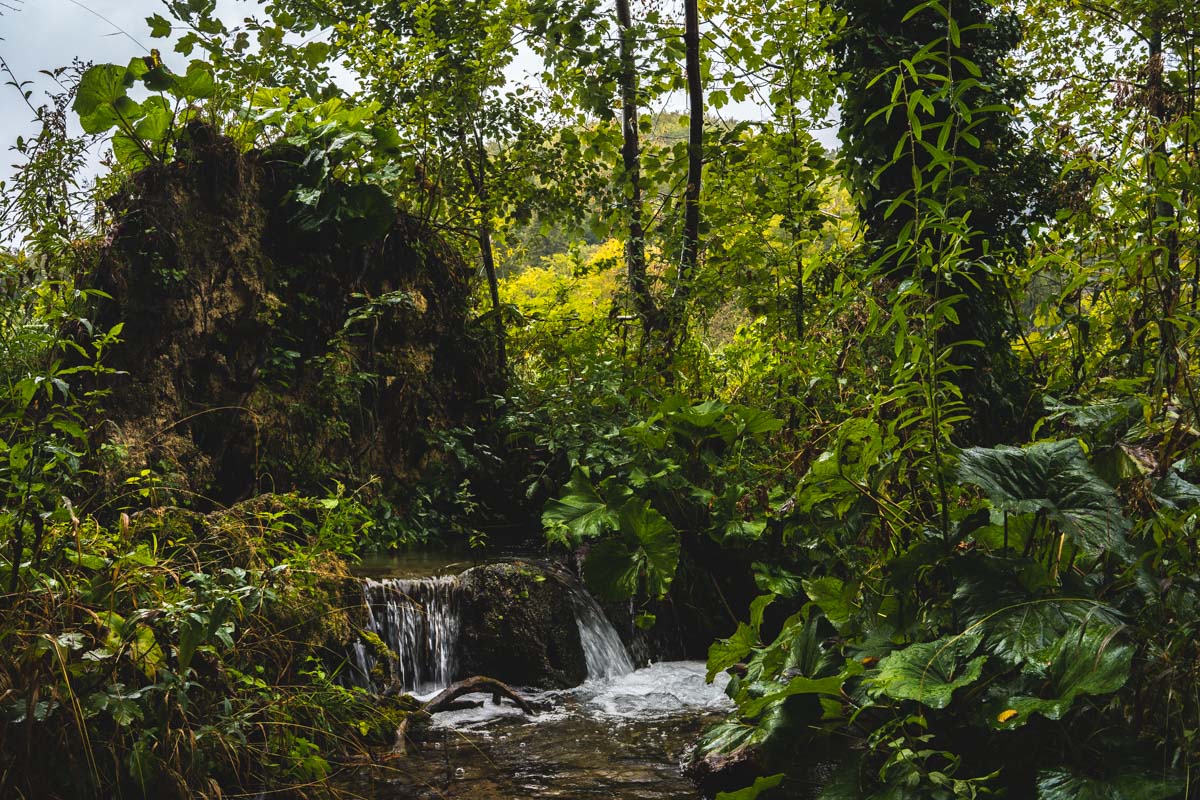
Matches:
[556,571,635,680]
[351,576,461,693]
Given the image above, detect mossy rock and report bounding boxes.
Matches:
[456,562,587,689]
[86,122,498,507]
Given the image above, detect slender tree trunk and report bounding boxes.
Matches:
[670,0,704,339]
[1146,27,1179,394]
[615,0,658,335]
[461,127,507,377]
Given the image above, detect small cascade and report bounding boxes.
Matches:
[351,576,461,693]
[558,573,635,680]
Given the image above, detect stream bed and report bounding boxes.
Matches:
[369,662,731,799]
[345,554,734,798]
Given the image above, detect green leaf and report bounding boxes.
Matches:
[989,622,1132,728]
[584,539,640,600]
[716,774,785,800]
[957,439,1131,558]
[112,132,152,170]
[871,633,986,709]
[707,622,757,682]
[618,498,680,597]
[134,96,172,143]
[1036,765,1183,799]
[170,61,216,99]
[73,64,132,134]
[737,673,847,718]
[543,468,618,541]
[63,548,109,570]
[147,13,173,38]
[803,576,856,632]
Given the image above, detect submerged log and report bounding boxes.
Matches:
[423,675,536,715]
[392,675,536,754]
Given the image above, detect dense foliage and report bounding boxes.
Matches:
[1,0,1199,796]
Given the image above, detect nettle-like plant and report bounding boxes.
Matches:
[72,53,216,169]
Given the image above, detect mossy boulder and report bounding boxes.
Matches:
[87,122,497,506]
[456,562,587,689]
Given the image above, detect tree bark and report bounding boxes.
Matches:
[615,0,659,335]
[460,127,508,377]
[672,0,704,329]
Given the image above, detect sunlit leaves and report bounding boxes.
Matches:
[871,633,987,709]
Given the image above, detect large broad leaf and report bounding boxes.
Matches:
[736,672,847,718]
[988,622,1132,728]
[337,182,395,243]
[957,439,1131,558]
[542,468,618,542]
[74,64,135,134]
[584,499,679,600]
[1036,764,1183,799]
[1154,461,1200,509]
[169,60,216,99]
[803,576,857,633]
[618,499,679,596]
[871,633,986,709]
[794,418,885,526]
[584,539,640,599]
[728,405,785,438]
[1041,396,1144,445]
[707,622,758,682]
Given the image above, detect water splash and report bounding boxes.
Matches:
[352,576,461,693]
[554,570,634,680]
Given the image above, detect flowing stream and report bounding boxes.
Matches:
[360,662,732,799]
[351,575,461,693]
[347,557,731,798]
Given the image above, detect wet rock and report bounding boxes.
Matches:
[686,743,769,799]
[456,562,587,689]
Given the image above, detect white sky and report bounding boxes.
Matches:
[0,0,251,153]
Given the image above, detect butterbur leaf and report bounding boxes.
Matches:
[803,576,856,632]
[871,633,986,709]
[170,61,216,99]
[112,132,152,170]
[728,405,784,438]
[542,468,617,542]
[584,539,640,600]
[958,439,1131,558]
[988,622,1132,728]
[736,673,847,718]
[617,499,679,598]
[134,97,172,144]
[74,64,131,134]
[1036,764,1183,799]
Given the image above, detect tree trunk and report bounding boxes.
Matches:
[615,0,659,336]
[460,127,507,377]
[667,0,704,350]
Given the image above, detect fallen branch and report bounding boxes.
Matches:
[392,675,536,754]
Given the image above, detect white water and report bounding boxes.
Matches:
[427,660,731,731]
[579,660,730,718]
[351,561,638,694]
[561,574,636,680]
[352,576,461,693]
